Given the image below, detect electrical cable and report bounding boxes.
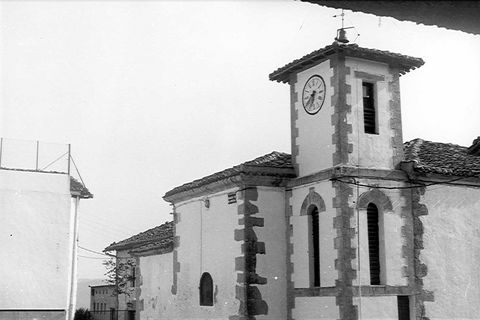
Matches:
[79,245,115,257]
[78,255,110,260]
[81,217,140,238]
[354,69,362,319]
[80,219,132,240]
[331,173,479,190]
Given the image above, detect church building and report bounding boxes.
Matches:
[106,34,480,320]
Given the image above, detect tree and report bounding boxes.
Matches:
[74,308,93,320]
[103,256,136,297]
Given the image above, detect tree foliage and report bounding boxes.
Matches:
[103,256,136,297]
[74,308,93,320]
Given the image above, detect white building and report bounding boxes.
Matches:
[108,38,480,320]
[0,139,92,320]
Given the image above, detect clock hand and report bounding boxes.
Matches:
[306,92,314,109]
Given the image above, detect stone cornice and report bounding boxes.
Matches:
[163,173,294,203]
[164,164,480,204]
[129,245,173,257]
[400,161,480,187]
[288,166,408,188]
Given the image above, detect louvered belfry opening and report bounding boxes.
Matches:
[367,203,381,285]
[363,82,377,134]
[199,272,214,306]
[310,206,320,287]
[397,296,411,320]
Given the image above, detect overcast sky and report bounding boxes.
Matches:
[1,1,479,280]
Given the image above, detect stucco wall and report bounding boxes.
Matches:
[354,296,398,320]
[168,188,241,319]
[292,296,339,320]
[254,187,287,319]
[138,253,173,320]
[420,185,480,319]
[290,181,337,288]
[293,60,334,177]
[0,170,72,309]
[345,57,397,170]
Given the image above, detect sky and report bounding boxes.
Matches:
[0,1,479,280]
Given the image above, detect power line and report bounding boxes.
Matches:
[78,245,115,257]
[331,174,479,190]
[78,255,109,260]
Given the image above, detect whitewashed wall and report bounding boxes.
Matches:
[138,253,173,320]
[0,170,73,310]
[293,60,334,177]
[166,187,241,319]
[255,187,287,320]
[345,57,397,170]
[421,185,480,319]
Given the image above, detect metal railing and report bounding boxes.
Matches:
[0,137,70,174]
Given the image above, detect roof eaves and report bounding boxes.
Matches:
[269,43,424,83]
[104,222,173,252]
[163,152,294,202]
[129,242,174,257]
[70,177,93,199]
[269,45,336,83]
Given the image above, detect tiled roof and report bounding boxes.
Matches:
[70,177,93,199]
[403,139,480,177]
[164,140,480,201]
[164,151,295,199]
[104,221,173,252]
[269,42,424,83]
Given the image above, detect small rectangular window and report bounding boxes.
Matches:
[363,82,377,134]
[397,296,410,320]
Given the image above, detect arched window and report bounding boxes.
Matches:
[199,272,214,306]
[309,205,320,287]
[367,203,380,285]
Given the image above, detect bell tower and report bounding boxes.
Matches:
[269,33,424,177]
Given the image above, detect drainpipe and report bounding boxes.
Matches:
[67,196,81,320]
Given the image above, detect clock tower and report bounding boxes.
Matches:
[270,40,424,177]
[269,35,424,320]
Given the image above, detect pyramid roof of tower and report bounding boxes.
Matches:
[269,42,424,83]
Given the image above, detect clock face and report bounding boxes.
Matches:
[302,75,326,115]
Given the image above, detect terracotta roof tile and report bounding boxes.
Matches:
[164,151,295,199]
[403,139,480,177]
[269,42,424,83]
[164,140,479,200]
[70,177,93,199]
[104,221,173,252]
